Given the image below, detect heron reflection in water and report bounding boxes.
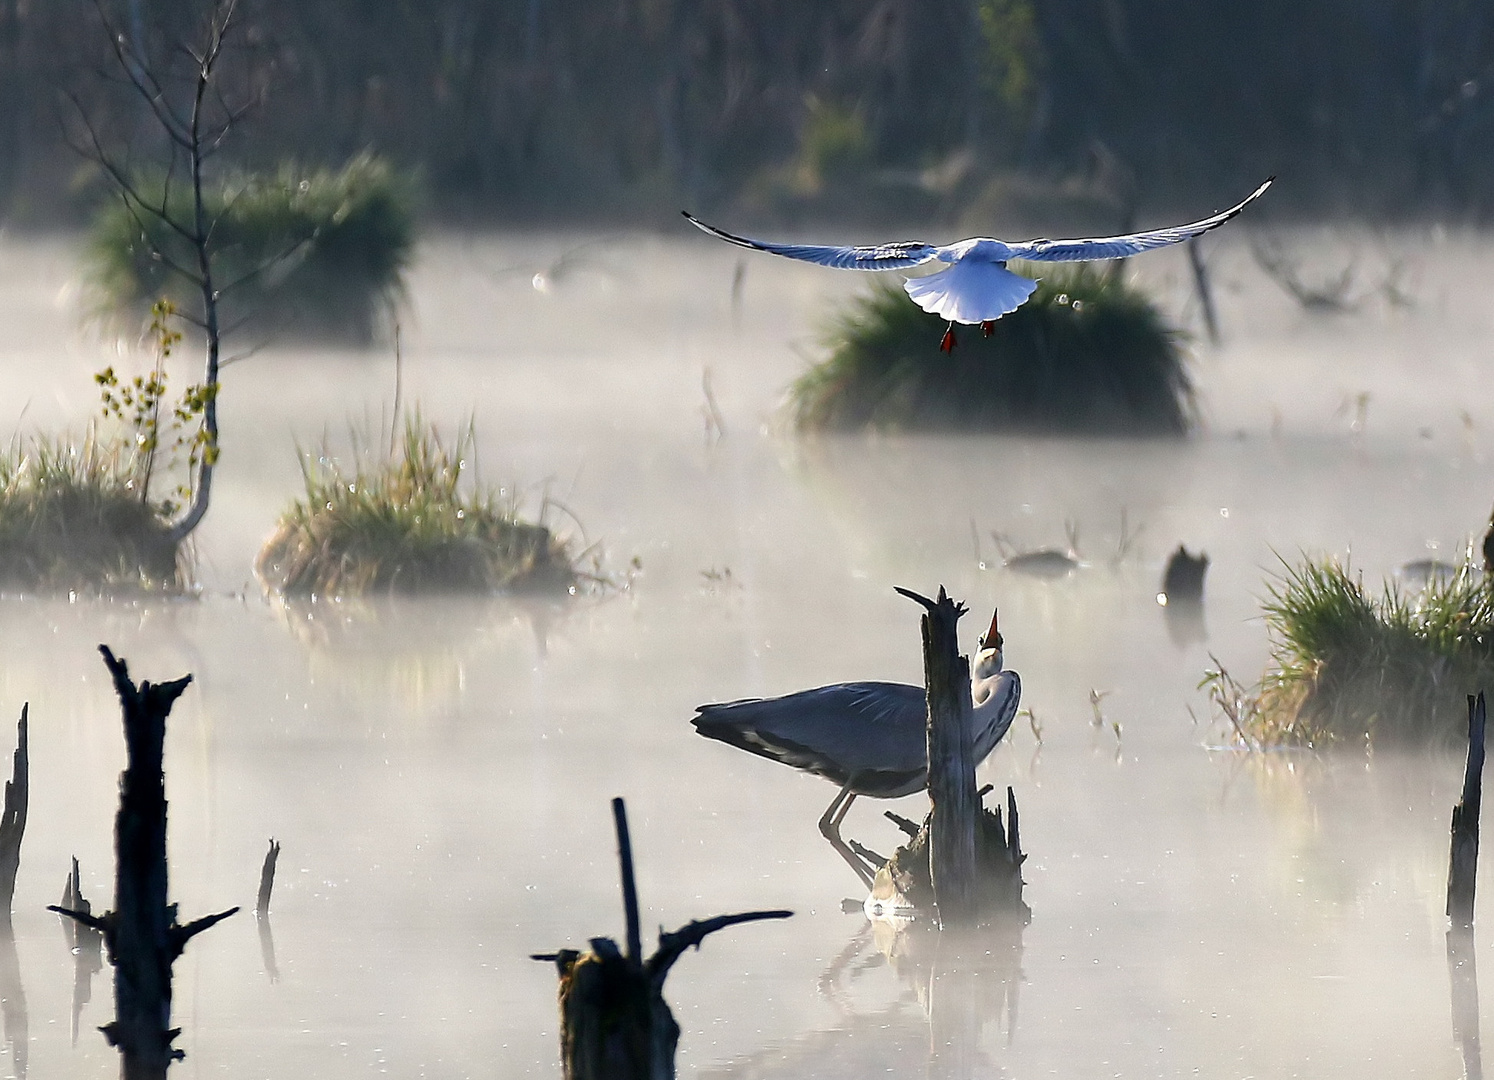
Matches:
[692,606,1020,884]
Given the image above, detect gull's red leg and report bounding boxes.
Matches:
[940,325,957,352]
[982,320,995,337]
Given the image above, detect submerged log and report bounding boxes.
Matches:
[0,705,27,929]
[50,646,238,1080]
[1448,692,1486,929]
[533,798,790,1080]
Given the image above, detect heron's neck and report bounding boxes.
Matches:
[970,650,1005,709]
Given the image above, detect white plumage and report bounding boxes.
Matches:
[684,178,1271,337]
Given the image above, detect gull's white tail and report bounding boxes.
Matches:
[903,262,1039,325]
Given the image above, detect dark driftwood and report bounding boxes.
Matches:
[1448,692,1486,929]
[256,839,280,917]
[0,705,27,930]
[533,797,790,1080]
[58,858,104,1045]
[49,646,238,1080]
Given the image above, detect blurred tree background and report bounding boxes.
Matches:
[3,0,1493,226]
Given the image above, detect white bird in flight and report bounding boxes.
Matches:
[684,177,1272,351]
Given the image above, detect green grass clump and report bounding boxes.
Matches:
[89,153,415,342]
[0,434,181,593]
[789,265,1192,434]
[1232,556,1494,747]
[256,422,578,598]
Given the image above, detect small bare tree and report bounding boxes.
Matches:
[67,0,256,545]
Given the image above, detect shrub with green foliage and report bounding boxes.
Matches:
[789,265,1192,434]
[256,421,579,598]
[0,433,181,593]
[1220,556,1494,748]
[89,154,415,343]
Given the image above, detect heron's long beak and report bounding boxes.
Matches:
[980,607,1001,651]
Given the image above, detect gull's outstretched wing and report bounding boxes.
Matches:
[1006,177,1273,263]
[683,212,941,271]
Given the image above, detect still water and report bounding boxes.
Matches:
[0,226,1490,1077]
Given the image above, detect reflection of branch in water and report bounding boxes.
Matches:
[258,916,280,985]
[1447,929,1482,1080]
[0,927,25,1079]
[58,857,104,1045]
[707,918,1025,1079]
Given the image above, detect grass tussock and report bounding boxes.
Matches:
[0,433,182,593]
[789,265,1191,434]
[1213,555,1494,748]
[256,421,579,598]
[89,153,416,343]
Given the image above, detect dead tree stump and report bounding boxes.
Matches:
[533,798,791,1080]
[0,705,27,930]
[1448,692,1486,929]
[870,785,1028,923]
[51,647,238,1080]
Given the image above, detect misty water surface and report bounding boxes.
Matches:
[0,228,1489,1077]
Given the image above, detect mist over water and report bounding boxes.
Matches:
[0,227,1490,1076]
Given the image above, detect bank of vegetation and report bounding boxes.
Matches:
[256,420,580,598]
[789,266,1191,434]
[88,155,415,343]
[1209,556,1494,748]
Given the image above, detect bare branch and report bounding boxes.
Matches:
[645,909,792,985]
[48,905,109,935]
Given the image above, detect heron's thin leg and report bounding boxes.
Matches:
[818,782,855,840]
[818,782,875,889]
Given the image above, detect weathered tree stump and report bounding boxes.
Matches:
[533,798,791,1080]
[868,785,1028,923]
[886,587,1027,927]
[51,646,238,1080]
[0,705,28,930]
[1448,692,1486,929]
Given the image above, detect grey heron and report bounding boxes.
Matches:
[684,177,1271,351]
[692,607,1020,884]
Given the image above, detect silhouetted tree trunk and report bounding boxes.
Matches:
[52,647,237,1080]
[533,798,790,1080]
[0,705,27,930]
[1448,691,1486,929]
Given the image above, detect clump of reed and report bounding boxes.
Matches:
[0,433,182,593]
[256,420,579,598]
[788,264,1192,434]
[1211,556,1494,748]
[89,153,416,343]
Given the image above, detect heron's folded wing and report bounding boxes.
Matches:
[683,213,940,271]
[1007,177,1273,263]
[692,682,929,778]
[903,261,1039,324]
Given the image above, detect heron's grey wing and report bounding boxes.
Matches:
[903,261,1039,324]
[683,213,940,272]
[1006,177,1273,263]
[692,682,929,779]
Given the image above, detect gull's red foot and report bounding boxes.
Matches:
[981,320,995,337]
[940,327,957,352]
